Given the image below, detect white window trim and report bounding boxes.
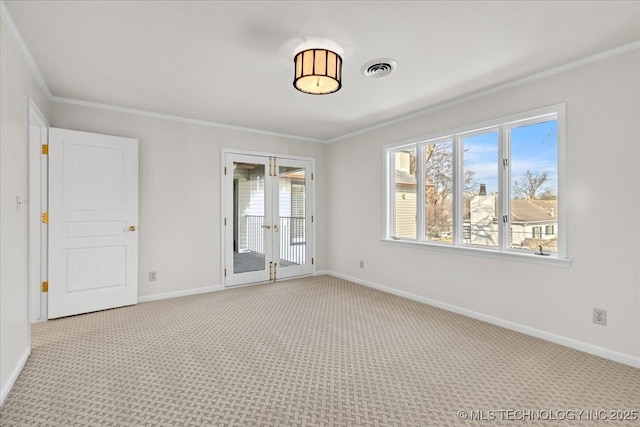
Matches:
[382,103,570,267]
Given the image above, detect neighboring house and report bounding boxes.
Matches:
[394,152,417,239]
[392,162,558,252]
[510,198,558,251]
[464,192,558,252]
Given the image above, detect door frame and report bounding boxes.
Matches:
[28,98,48,323]
[220,148,316,287]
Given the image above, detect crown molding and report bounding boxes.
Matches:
[49,96,324,143]
[1,0,321,143]
[1,0,52,98]
[326,39,640,143]
[3,1,639,144]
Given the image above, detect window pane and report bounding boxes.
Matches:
[462,131,499,247]
[279,166,306,268]
[233,162,266,273]
[509,120,558,254]
[424,140,453,242]
[393,148,417,239]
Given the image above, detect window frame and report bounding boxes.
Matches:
[383,104,569,266]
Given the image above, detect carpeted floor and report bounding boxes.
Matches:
[1,275,639,426]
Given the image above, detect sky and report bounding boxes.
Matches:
[463,120,558,195]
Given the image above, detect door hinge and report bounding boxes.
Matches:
[503,215,508,223]
[311,173,314,180]
[312,258,314,265]
[269,156,277,177]
[224,218,227,226]
[502,158,508,168]
[41,144,48,155]
[41,281,48,293]
[224,268,227,277]
[224,166,227,175]
[41,212,49,224]
[311,215,314,223]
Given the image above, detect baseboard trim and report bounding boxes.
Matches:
[0,346,31,406]
[138,274,333,303]
[138,285,224,303]
[327,271,640,369]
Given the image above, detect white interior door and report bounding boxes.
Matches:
[48,128,138,319]
[223,151,314,286]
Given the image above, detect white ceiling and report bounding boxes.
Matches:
[4,1,640,142]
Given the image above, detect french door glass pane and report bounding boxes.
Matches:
[509,120,558,253]
[393,148,417,239]
[279,166,306,268]
[462,131,499,247]
[424,140,453,242]
[233,162,266,273]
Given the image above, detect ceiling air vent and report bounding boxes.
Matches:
[361,59,397,78]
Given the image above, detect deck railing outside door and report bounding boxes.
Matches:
[243,215,305,265]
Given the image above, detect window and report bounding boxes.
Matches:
[385,104,566,261]
[545,225,555,236]
[424,140,453,242]
[532,226,542,239]
[462,130,499,248]
[392,148,417,239]
[463,225,471,241]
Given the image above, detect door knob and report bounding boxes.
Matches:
[129,226,136,232]
[262,225,271,229]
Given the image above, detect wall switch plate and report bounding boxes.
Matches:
[593,308,607,326]
[149,271,158,282]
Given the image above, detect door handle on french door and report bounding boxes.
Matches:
[274,225,278,232]
[262,225,271,229]
[128,226,136,232]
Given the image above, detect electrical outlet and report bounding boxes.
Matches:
[359,260,364,269]
[149,271,158,282]
[593,308,607,326]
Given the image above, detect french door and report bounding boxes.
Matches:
[223,151,314,286]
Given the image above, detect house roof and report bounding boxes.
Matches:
[463,196,557,223]
[395,170,416,186]
[511,199,557,223]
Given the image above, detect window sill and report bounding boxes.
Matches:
[380,238,572,268]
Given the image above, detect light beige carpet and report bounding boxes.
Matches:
[1,275,638,426]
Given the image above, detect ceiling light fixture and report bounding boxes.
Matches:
[293,48,342,95]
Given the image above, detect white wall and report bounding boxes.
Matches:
[49,103,327,299]
[326,49,640,365]
[2,11,638,409]
[0,19,50,403]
